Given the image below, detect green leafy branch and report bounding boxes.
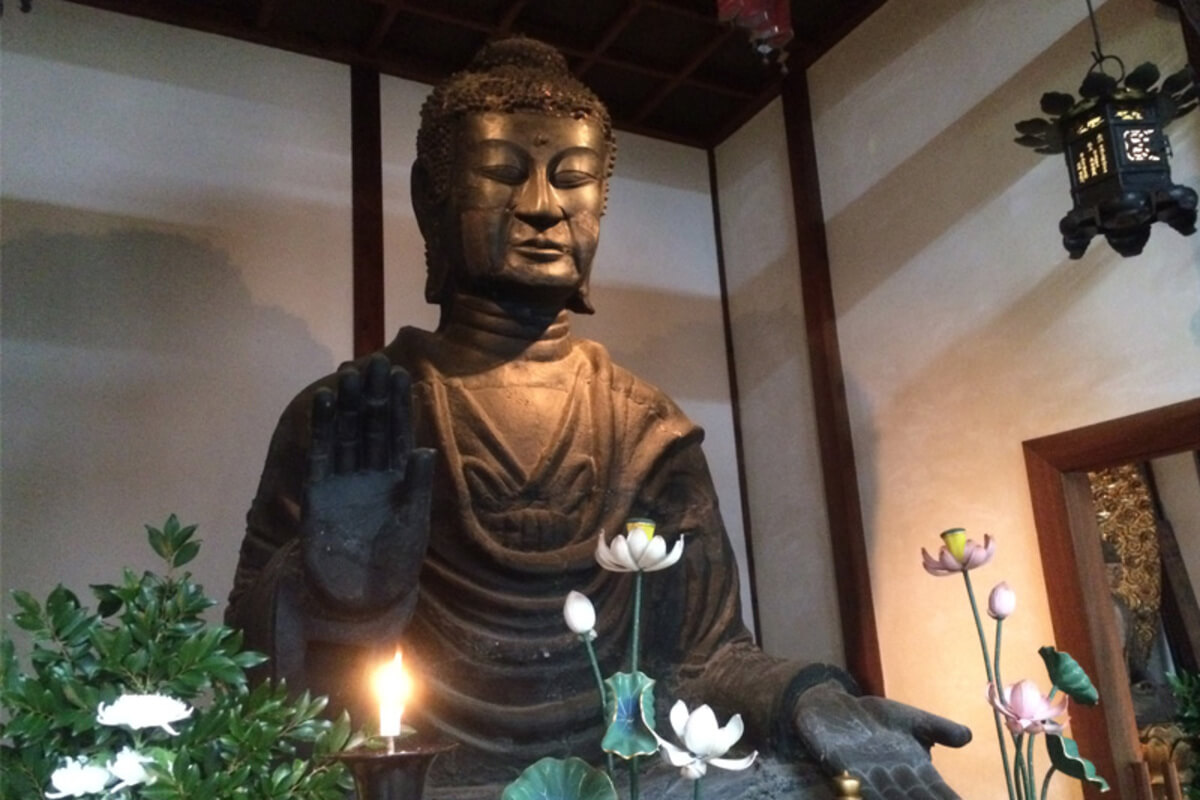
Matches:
[1,515,363,800]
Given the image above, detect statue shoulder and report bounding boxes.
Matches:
[571,337,701,442]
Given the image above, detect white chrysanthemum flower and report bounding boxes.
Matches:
[46,755,111,798]
[655,700,757,780]
[107,746,154,790]
[96,693,193,735]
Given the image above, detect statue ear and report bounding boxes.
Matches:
[411,160,452,306]
[410,160,440,241]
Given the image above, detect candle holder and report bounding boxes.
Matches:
[333,734,457,800]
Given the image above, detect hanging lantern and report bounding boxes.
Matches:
[1013,5,1198,258]
[717,0,793,68]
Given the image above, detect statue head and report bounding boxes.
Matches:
[413,37,616,315]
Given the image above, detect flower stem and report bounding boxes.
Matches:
[1025,730,1037,800]
[581,635,615,778]
[630,572,643,674]
[1039,766,1057,800]
[993,618,1005,693]
[964,572,1017,800]
[582,635,607,707]
[693,776,701,800]
[628,756,640,800]
[1012,733,1027,800]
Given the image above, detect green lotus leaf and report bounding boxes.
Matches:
[501,757,617,800]
[1039,646,1099,705]
[601,671,658,758]
[1045,733,1110,792]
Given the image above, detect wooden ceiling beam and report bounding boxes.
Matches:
[575,0,644,78]
[364,2,403,54]
[256,0,280,30]
[365,0,756,99]
[497,0,529,34]
[632,26,735,123]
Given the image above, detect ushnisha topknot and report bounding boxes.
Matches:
[416,36,617,203]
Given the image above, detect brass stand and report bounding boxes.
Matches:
[333,736,457,800]
[832,770,863,799]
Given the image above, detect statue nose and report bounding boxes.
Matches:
[513,171,563,229]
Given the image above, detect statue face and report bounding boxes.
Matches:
[445,111,607,306]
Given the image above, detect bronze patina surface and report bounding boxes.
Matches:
[227,37,968,800]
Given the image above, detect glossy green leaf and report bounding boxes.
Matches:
[501,757,617,800]
[1039,646,1099,705]
[173,540,201,568]
[1045,733,1110,792]
[601,670,658,758]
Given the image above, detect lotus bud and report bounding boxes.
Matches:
[988,582,1016,620]
[563,590,597,638]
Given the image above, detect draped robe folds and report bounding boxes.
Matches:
[228,302,838,791]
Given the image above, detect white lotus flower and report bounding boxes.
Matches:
[655,700,758,780]
[46,756,111,798]
[107,747,153,791]
[563,590,597,640]
[97,693,193,735]
[595,522,684,573]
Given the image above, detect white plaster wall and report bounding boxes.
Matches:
[578,133,753,628]
[808,0,1200,796]
[1,2,352,625]
[714,99,842,664]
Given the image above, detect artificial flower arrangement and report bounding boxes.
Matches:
[922,528,1110,799]
[502,519,758,800]
[0,516,364,800]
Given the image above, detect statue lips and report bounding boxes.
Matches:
[511,236,572,265]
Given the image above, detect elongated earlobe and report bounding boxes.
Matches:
[412,161,450,305]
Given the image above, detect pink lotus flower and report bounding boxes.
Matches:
[987,680,1068,735]
[988,582,1016,620]
[921,528,995,576]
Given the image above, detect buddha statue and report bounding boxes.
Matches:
[227,37,968,799]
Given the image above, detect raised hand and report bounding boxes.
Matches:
[300,353,435,614]
[793,681,971,800]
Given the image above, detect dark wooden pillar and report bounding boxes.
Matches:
[351,65,385,357]
[779,68,884,696]
[1176,0,1200,74]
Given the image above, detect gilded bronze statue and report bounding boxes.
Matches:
[227,37,969,799]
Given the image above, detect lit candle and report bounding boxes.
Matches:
[374,648,412,738]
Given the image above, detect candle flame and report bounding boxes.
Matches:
[374,649,412,737]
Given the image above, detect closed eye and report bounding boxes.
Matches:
[478,164,527,184]
[553,170,598,189]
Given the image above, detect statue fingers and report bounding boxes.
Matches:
[911,710,971,750]
[335,366,363,474]
[308,387,336,483]
[389,366,415,477]
[857,696,970,750]
[363,354,391,471]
